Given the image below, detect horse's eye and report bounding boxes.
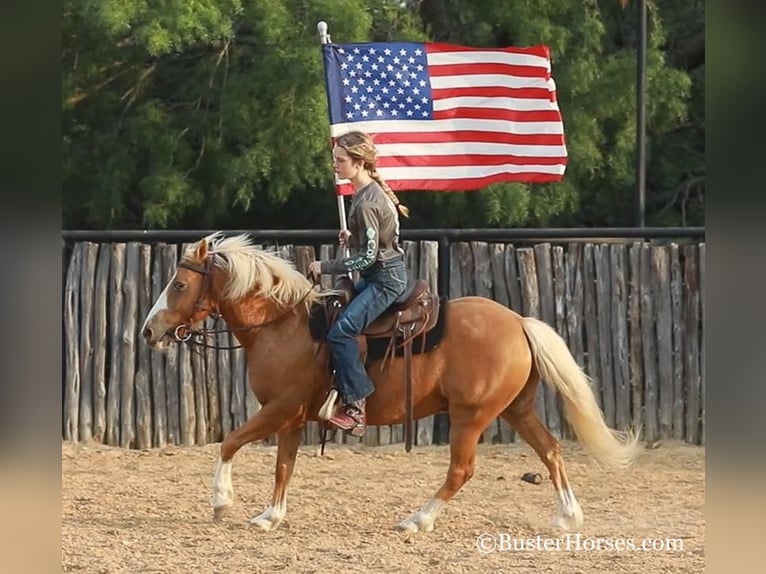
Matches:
[173,281,186,292]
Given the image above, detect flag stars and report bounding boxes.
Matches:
[333,43,433,122]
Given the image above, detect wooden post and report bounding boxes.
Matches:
[134,244,153,449]
[610,244,631,431]
[92,245,111,443]
[161,244,181,445]
[490,243,510,308]
[669,244,685,439]
[150,245,168,448]
[106,243,126,446]
[534,243,561,438]
[683,244,701,444]
[563,243,584,441]
[119,242,140,448]
[582,245,602,411]
[628,243,644,433]
[64,244,83,441]
[552,245,571,439]
[651,246,673,438]
[416,240,438,447]
[78,243,98,442]
[699,243,706,444]
[594,244,615,428]
[564,244,584,368]
[640,244,659,443]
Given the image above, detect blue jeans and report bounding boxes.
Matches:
[327,258,408,403]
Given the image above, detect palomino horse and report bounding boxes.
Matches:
[141,232,639,533]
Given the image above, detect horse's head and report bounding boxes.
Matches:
[141,237,220,351]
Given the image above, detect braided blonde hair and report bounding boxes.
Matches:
[335,131,410,218]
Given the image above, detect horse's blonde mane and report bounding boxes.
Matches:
[184,232,320,307]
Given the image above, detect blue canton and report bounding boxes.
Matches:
[326,43,434,123]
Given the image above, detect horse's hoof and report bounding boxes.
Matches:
[212,506,231,521]
[521,472,543,485]
[395,520,418,533]
[395,516,435,533]
[250,517,277,531]
[551,512,583,531]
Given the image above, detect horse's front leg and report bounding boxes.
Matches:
[212,405,295,521]
[249,425,303,531]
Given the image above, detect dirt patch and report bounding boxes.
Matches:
[62,440,704,573]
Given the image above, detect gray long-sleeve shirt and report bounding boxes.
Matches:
[320,180,403,275]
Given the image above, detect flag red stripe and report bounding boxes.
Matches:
[370,130,565,146]
[432,86,554,100]
[377,154,567,168]
[425,43,550,59]
[432,108,563,123]
[337,171,563,195]
[428,62,549,78]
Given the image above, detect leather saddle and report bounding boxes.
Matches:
[319,275,441,452]
[329,275,440,342]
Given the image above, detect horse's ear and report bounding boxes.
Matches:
[195,238,209,262]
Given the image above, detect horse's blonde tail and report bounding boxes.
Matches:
[521,316,640,469]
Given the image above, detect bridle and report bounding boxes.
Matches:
[168,254,316,350]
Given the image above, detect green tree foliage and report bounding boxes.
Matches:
[63,0,704,229]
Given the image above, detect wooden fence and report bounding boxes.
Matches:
[62,239,705,449]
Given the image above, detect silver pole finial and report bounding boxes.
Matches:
[317,21,330,44]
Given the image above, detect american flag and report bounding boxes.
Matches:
[321,41,567,195]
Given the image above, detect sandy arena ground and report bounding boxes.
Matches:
[62,439,704,573]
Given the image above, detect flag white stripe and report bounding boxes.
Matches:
[427,51,550,70]
[375,142,567,157]
[433,96,559,112]
[329,118,564,137]
[381,164,566,179]
[333,161,566,186]
[430,74,550,91]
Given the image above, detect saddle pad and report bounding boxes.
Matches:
[308,296,449,363]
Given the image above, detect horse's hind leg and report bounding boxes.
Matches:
[212,406,295,521]
[501,401,584,530]
[396,411,485,533]
[249,425,303,531]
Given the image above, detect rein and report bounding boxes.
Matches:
[169,257,318,351]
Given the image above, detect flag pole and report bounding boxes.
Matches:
[317,20,349,258]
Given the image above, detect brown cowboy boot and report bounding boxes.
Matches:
[329,399,366,437]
